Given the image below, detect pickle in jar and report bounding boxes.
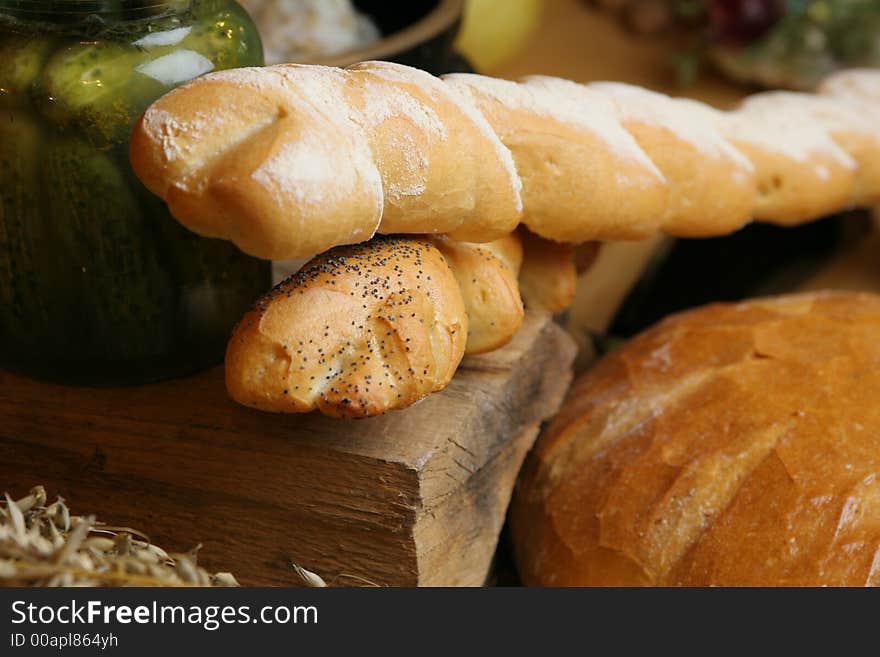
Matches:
[0,36,53,108]
[0,111,52,342]
[42,137,176,359]
[40,41,162,143]
[0,0,268,382]
[180,6,263,69]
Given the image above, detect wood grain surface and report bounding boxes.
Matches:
[0,311,575,586]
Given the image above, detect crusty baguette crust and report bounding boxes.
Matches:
[131,63,522,260]
[511,291,880,586]
[129,67,385,260]
[225,236,467,418]
[443,74,669,242]
[589,82,756,237]
[131,65,880,259]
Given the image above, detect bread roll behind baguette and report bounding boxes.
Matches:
[226,232,530,416]
[430,233,525,355]
[517,229,578,314]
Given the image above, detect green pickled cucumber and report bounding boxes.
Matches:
[0,36,53,108]
[42,137,175,359]
[40,41,162,143]
[0,111,52,342]
[179,7,264,69]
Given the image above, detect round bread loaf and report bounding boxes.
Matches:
[511,291,880,586]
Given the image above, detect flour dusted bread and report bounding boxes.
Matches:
[130,66,385,260]
[589,82,756,236]
[130,62,880,419]
[347,62,523,243]
[715,100,857,225]
[226,236,467,417]
[131,62,522,259]
[511,291,880,586]
[819,68,880,105]
[132,62,880,258]
[443,73,668,243]
[741,91,880,207]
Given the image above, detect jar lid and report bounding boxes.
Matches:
[0,1,192,22]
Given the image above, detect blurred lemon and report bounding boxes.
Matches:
[456,0,543,72]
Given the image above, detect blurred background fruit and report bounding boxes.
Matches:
[586,0,880,90]
[457,0,543,72]
[709,0,785,45]
[709,0,880,90]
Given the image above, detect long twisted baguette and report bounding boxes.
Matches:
[131,64,880,260]
[130,62,522,260]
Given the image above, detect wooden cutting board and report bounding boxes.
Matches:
[0,311,575,586]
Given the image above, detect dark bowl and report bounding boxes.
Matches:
[303,0,466,75]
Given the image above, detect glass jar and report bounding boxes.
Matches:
[0,0,271,385]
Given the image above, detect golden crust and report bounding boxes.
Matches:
[517,229,577,314]
[512,291,880,586]
[225,236,467,418]
[444,73,669,243]
[742,91,880,208]
[430,233,524,355]
[132,64,880,259]
[590,84,757,237]
[349,62,523,243]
